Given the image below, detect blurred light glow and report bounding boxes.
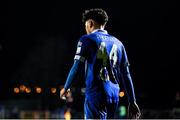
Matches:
[81,87,86,93]
[36,87,42,93]
[20,85,26,92]
[14,87,20,93]
[119,105,126,117]
[64,110,71,120]
[119,91,125,97]
[51,88,56,94]
[25,87,31,93]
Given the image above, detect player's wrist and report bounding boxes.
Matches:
[64,87,70,93]
[64,86,69,92]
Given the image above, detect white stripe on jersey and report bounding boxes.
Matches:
[74,55,85,62]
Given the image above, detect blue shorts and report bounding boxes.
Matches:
[84,98,119,119]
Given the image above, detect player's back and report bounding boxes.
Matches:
[82,29,125,103]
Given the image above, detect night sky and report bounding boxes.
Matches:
[1,0,179,109]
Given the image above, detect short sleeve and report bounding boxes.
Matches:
[74,36,88,62]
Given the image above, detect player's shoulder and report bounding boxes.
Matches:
[80,34,90,40]
[109,34,124,46]
[79,33,97,43]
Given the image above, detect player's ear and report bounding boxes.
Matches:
[89,19,94,28]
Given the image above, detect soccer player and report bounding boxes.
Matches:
[60,8,141,119]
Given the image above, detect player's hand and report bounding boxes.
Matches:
[60,88,70,100]
[128,101,141,119]
[60,88,67,100]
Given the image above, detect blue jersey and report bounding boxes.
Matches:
[73,29,133,102]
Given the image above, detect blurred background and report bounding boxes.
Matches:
[0,0,179,119]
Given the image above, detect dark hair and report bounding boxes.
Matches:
[82,8,108,25]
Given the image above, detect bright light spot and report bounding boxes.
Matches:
[25,87,31,93]
[119,105,126,117]
[14,87,20,93]
[36,87,42,93]
[81,88,86,93]
[20,85,26,92]
[119,91,125,97]
[51,88,56,94]
[64,109,71,120]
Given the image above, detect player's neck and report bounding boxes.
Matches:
[91,26,104,33]
[94,25,104,30]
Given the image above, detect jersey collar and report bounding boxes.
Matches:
[91,29,108,34]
